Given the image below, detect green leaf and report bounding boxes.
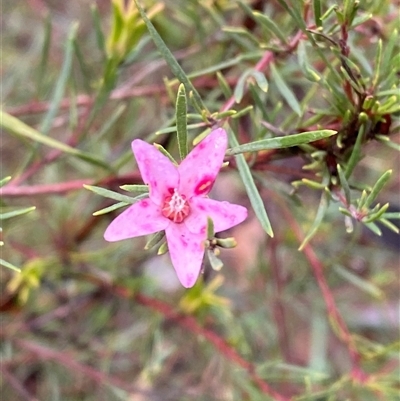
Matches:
[337,164,351,205]
[0,207,36,220]
[362,203,389,224]
[93,202,129,216]
[1,111,109,169]
[312,0,322,27]
[133,0,207,114]
[206,217,215,240]
[0,177,12,188]
[119,184,149,193]
[84,185,147,204]
[372,39,383,89]
[298,41,321,82]
[226,130,337,155]
[382,212,400,220]
[270,63,302,116]
[37,13,52,98]
[364,170,392,209]
[228,129,273,237]
[207,250,223,271]
[216,71,233,99]
[379,218,400,234]
[39,23,77,135]
[0,258,21,273]
[91,4,106,56]
[299,191,329,250]
[153,144,177,165]
[364,221,382,236]
[251,71,269,92]
[234,70,252,103]
[252,11,288,44]
[275,0,307,31]
[345,122,366,179]
[175,83,188,160]
[333,265,383,299]
[145,231,165,250]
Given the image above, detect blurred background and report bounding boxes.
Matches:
[1,1,399,400]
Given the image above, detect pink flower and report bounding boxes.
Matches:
[104,128,247,288]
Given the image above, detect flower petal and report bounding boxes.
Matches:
[185,197,248,234]
[178,128,227,198]
[132,140,179,205]
[104,199,169,241]
[165,223,206,288]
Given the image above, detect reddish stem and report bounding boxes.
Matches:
[108,283,291,401]
[275,196,369,383]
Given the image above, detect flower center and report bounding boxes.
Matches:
[161,189,190,223]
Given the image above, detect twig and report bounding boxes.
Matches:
[107,283,291,401]
[14,339,153,397]
[274,194,369,383]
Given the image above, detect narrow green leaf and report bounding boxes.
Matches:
[93,202,129,216]
[252,11,288,44]
[226,130,337,155]
[91,4,106,55]
[313,0,322,27]
[231,105,253,119]
[73,40,92,93]
[153,144,178,165]
[176,83,188,160]
[84,185,147,204]
[382,212,400,219]
[37,13,52,97]
[0,258,21,273]
[0,207,36,220]
[216,71,233,99]
[337,164,351,205]
[222,26,260,46]
[133,0,207,114]
[345,123,366,179]
[270,63,302,116]
[251,71,269,92]
[299,191,329,250]
[381,29,398,78]
[207,217,215,240]
[364,221,382,236]
[298,41,321,82]
[372,39,383,88]
[1,111,109,169]
[155,123,205,136]
[157,241,168,255]
[275,0,307,31]
[120,184,149,193]
[39,23,77,135]
[145,231,165,250]
[362,203,389,223]
[207,250,223,271]
[333,265,383,299]
[364,170,392,209]
[234,70,252,103]
[379,218,400,233]
[228,129,273,237]
[0,177,12,188]
[95,104,127,141]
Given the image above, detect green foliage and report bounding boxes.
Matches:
[1,0,399,400]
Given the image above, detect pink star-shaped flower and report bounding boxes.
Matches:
[104,128,248,288]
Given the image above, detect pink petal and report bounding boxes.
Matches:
[185,197,247,234]
[132,140,179,205]
[104,199,169,241]
[178,128,228,198]
[165,223,206,288]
